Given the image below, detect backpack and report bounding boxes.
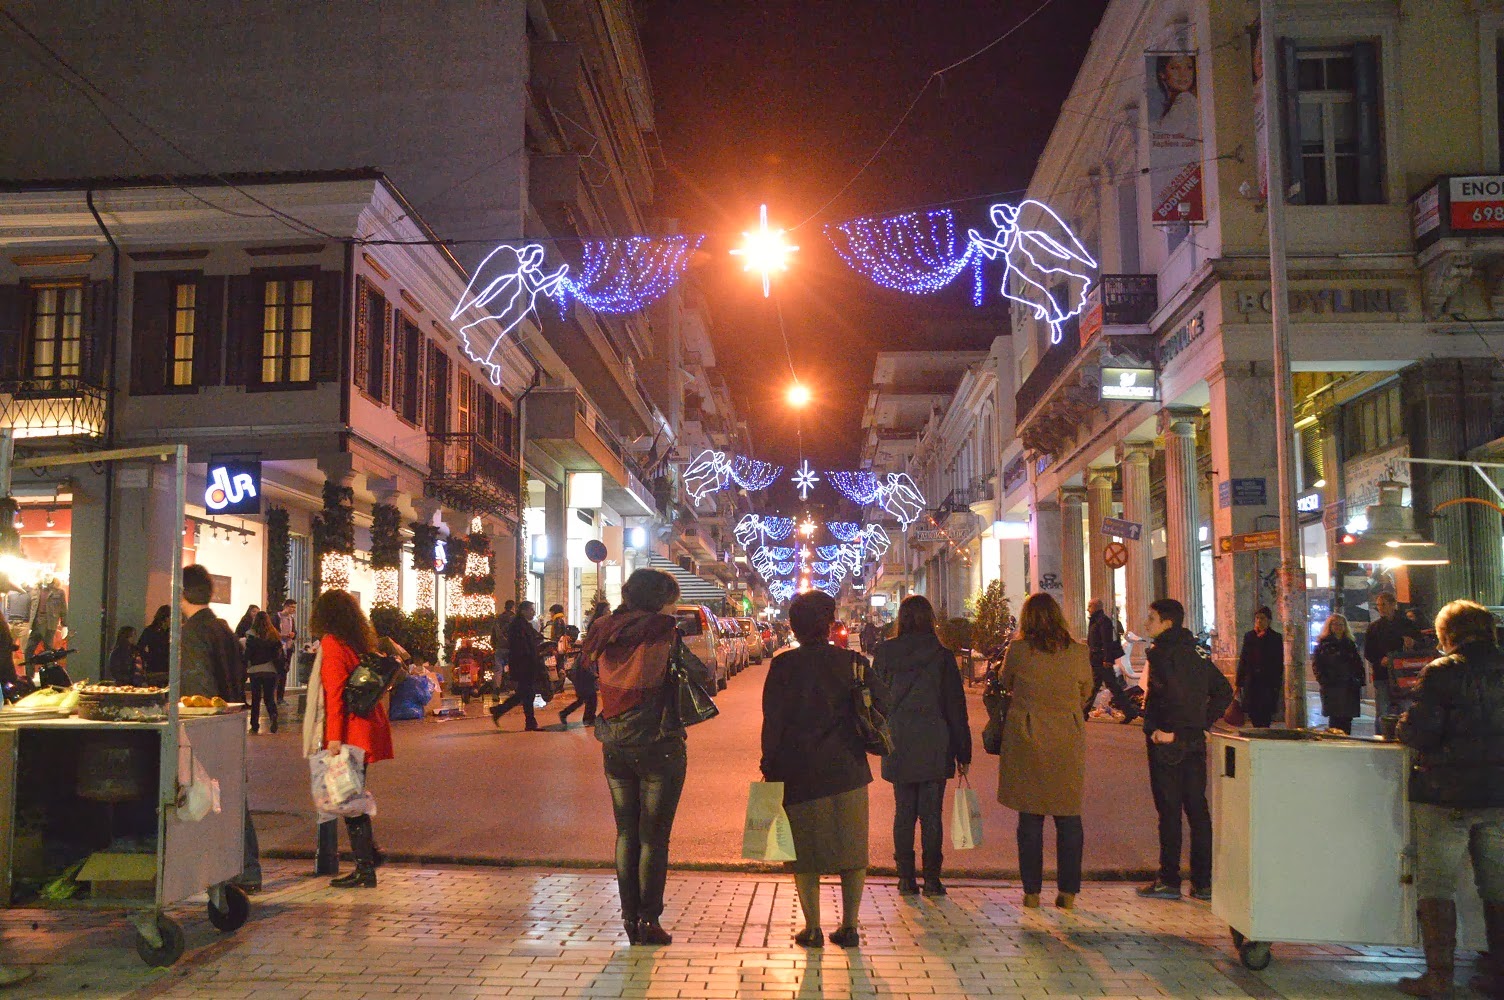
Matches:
[343,652,404,718]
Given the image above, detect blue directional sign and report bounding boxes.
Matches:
[1100,516,1143,541]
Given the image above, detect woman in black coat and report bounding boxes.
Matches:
[1236,606,1284,728]
[1312,613,1365,733]
[871,595,971,896]
[762,591,889,949]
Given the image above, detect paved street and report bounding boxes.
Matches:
[0,859,1448,999]
[248,662,1161,877]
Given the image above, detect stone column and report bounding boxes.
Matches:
[1319,411,1344,611]
[1030,496,1064,606]
[1059,486,1087,637]
[1162,413,1203,632]
[1118,443,1154,655]
[543,481,568,614]
[1087,471,1116,613]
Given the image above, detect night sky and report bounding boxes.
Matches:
[639,0,1109,480]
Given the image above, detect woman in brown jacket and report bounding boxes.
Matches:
[998,592,1094,909]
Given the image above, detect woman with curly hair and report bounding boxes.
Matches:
[302,589,392,889]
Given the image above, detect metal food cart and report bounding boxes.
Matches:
[0,440,249,966]
[1211,730,1483,970]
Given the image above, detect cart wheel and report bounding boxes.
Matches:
[135,915,185,967]
[1239,940,1272,971]
[208,883,250,932]
[1230,928,1246,949]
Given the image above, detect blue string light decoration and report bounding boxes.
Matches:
[729,456,784,491]
[825,210,983,304]
[773,561,797,575]
[825,522,862,543]
[816,545,845,562]
[552,236,703,314]
[768,581,795,603]
[765,546,796,561]
[734,514,796,549]
[828,471,882,505]
[812,561,834,575]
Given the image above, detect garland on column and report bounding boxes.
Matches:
[312,481,355,593]
[406,521,441,662]
[446,517,497,648]
[370,503,403,609]
[265,507,290,608]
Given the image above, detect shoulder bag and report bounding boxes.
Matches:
[851,652,893,756]
[659,637,719,736]
[344,651,403,719]
[981,664,1011,755]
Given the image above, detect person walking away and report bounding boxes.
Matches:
[872,595,971,897]
[303,589,394,888]
[234,604,260,640]
[561,601,610,727]
[244,612,284,735]
[1235,607,1284,728]
[1086,598,1137,723]
[581,571,713,945]
[860,618,880,656]
[762,590,889,949]
[1312,614,1364,734]
[106,626,137,686]
[1366,592,1419,722]
[136,605,171,686]
[1137,598,1233,901]
[180,564,260,893]
[1393,600,1504,998]
[490,599,516,691]
[997,592,1094,909]
[491,601,549,730]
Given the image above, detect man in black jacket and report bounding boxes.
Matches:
[491,601,548,731]
[1086,598,1136,723]
[1235,607,1284,728]
[1365,591,1419,720]
[1396,600,1504,998]
[1137,598,1233,902]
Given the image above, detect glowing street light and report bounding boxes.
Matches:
[731,204,798,297]
[786,382,811,407]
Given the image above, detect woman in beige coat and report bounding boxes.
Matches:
[998,592,1094,909]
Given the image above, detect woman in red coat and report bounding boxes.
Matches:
[310,589,392,888]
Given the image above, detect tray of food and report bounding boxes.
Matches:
[76,685,169,722]
[2,685,81,716]
[177,696,241,716]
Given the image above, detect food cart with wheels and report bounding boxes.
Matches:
[0,440,250,966]
[1211,730,1483,971]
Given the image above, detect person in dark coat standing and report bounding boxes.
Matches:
[1312,614,1364,734]
[871,595,971,897]
[136,605,171,685]
[1086,598,1136,722]
[762,591,889,949]
[1397,600,1504,998]
[106,626,138,686]
[1365,591,1419,721]
[859,618,880,655]
[560,600,610,727]
[1235,607,1283,728]
[491,601,549,731]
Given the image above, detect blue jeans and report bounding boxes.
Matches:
[603,739,687,922]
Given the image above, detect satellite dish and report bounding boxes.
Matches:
[584,539,608,564]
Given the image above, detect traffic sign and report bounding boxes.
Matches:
[1103,542,1129,569]
[1218,529,1281,554]
[1100,516,1143,540]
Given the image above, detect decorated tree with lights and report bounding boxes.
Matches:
[969,580,1015,660]
[444,516,496,651]
[312,481,355,593]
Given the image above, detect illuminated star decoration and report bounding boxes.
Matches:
[731,204,799,297]
[966,200,1098,345]
[552,236,704,314]
[451,243,570,385]
[792,461,821,501]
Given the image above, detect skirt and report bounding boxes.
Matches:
[784,785,870,874]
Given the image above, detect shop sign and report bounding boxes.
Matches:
[1100,366,1158,401]
[204,459,261,515]
[1219,529,1280,554]
[1411,176,1504,250]
[1412,184,1441,241]
[1002,454,1027,493]
[1344,443,1410,511]
[1035,452,1053,475]
[1100,516,1143,541]
[1217,477,1267,509]
[1157,311,1204,367]
[1146,52,1204,224]
[1296,490,1322,514]
[1231,286,1409,317]
[911,528,945,543]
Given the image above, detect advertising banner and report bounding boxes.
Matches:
[1147,52,1204,224]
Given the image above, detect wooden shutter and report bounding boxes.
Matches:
[225,274,263,387]
[82,280,111,385]
[390,311,407,416]
[130,272,173,395]
[0,284,22,382]
[370,292,388,402]
[353,277,370,392]
[410,321,426,425]
[1353,41,1383,205]
[310,269,343,383]
[194,275,225,387]
[1278,38,1305,205]
[426,342,449,434]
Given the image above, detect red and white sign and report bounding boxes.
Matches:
[1449,176,1504,231]
[1147,52,1205,225]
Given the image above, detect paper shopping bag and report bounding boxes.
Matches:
[951,775,984,850]
[742,781,797,861]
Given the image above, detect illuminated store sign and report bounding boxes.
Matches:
[204,459,261,515]
[1100,367,1158,401]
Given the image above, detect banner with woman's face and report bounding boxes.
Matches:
[1146,51,1204,224]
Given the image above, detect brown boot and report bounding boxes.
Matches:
[1469,902,1504,997]
[1400,898,1456,998]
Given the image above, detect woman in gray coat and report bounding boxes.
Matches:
[871,595,972,896]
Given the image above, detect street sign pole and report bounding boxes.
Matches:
[1261,0,1308,728]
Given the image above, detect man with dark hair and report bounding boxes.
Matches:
[490,599,517,677]
[1235,606,1284,729]
[492,601,549,731]
[1087,598,1136,723]
[179,564,260,892]
[1137,598,1233,901]
[1366,591,1419,720]
[1396,600,1504,998]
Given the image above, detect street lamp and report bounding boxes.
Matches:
[731,204,799,297]
[787,382,811,408]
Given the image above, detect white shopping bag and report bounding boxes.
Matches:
[742,781,797,861]
[324,745,363,802]
[951,774,984,850]
[532,693,547,710]
[309,745,377,823]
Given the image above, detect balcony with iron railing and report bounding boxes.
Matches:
[426,432,522,522]
[0,376,107,440]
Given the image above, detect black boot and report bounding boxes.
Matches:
[896,855,919,895]
[922,848,946,896]
[1399,898,1455,998]
[331,815,377,889]
[1471,902,1504,997]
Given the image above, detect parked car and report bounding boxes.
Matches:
[829,620,850,648]
[736,618,763,664]
[717,615,748,675]
[675,604,728,690]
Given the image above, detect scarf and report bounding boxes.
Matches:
[300,643,326,758]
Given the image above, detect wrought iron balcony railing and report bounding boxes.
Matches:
[426,432,522,522]
[0,377,107,440]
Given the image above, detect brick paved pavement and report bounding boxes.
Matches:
[0,860,1453,999]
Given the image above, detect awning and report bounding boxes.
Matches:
[648,555,727,605]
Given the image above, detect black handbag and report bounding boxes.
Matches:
[344,652,403,719]
[659,639,719,736]
[851,652,892,756]
[981,667,1011,755]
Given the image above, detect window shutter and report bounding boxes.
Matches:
[411,322,426,425]
[225,274,263,387]
[1353,41,1383,205]
[130,272,172,395]
[426,342,449,434]
[194,275,225,387]
[1278,38,1305,205]
[310,269,344,383]
[390,312,406,416]
[353,277,370,392]
[83,280,111,385]
[0,284,22,382]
